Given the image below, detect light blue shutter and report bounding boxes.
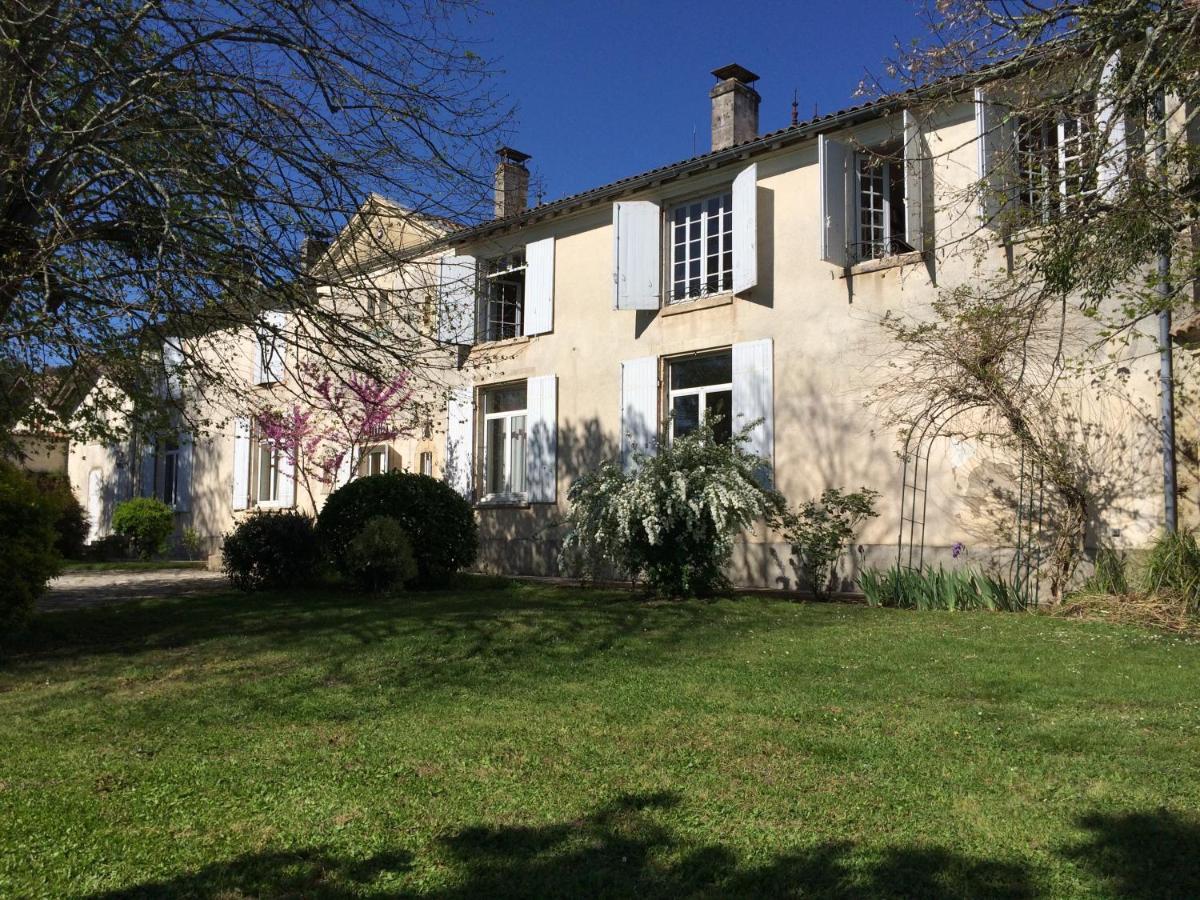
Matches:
[445,387,474,498]
[139,440,157,497]
[975,86,1015,227]
[175,434,192,511]
[525,374,557,502]
[523,238,555,336]
[732,163,758,293]
[612,201,660,310]
[732,339,774,484]
[265,311,286,382]
[232,418,251,510]
[1097,50,1128,202]
[163,338,184,397]
[277,445,295,507]
[438,255,477,344]
[903,109,929,252]
[620,356,658,472]
[818,134,851,266]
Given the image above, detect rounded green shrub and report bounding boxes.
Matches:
[32,473,90,559]
[0,461,62,632]
[343,516,417,591]
[111,496,175,558]
[222,510,319,592]
[317,473,477,587]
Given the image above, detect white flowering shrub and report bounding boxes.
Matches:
[560,422,785,597]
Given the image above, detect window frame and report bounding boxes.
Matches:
[481,251,526,342]
[480,381,528,502]
[666,349,734,445]
[666,189,734,305]
[364,445,389,476]
[420,451,433,477]
[1014,106,1096,224]
[853,146,910,263]
[253,439,284,508]
[159,439,180,507]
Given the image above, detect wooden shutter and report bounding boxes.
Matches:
[525,374,557,503]
[523,237,555,336]
[232,418,251,510]
[612,200,661,310]
[732,163,758,294]
[438,255,477,344]
[819,134,851,267]
[175,434,192,512]
[1097,50,1130,202]
[620,356,658,473]
[975,86,1015,227]
[139,439,157,498]
[732,339,774,485]
[265,311,286,382]
[445,387,474,498]
[277,446,295,507]
[163,338,184,397]
[903,109,931,252]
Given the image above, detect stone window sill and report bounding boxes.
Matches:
[660,292,734,317]
[475,494,530,510]
[475,335,533,350]
[840,250,925,278]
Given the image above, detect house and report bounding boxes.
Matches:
[65,60,1192,591]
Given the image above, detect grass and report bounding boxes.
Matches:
[61,559,209,573]
[2,580,1198,898]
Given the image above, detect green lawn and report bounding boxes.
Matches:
[2,581,1198,898]
[61,560,209,573]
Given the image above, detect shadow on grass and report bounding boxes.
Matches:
[83,794,1200,899]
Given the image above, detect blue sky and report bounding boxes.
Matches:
[460,0,930,203]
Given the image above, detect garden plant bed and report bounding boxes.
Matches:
[2,580,1197,897]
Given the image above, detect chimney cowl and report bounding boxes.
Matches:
[494,147,531,218]
[709,63,761,152]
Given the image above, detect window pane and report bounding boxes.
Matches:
[486,418,507,493]
[706,390,733,444]
[672,394,700,438]
[485,385,527,414]
[510,415,526,494]
[670,352,732,390]
[258,445,272,501]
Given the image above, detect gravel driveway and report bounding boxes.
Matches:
[41,568,229,612]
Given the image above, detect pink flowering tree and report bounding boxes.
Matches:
[256,363,413,508]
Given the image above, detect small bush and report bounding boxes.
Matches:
[31,473,90,559]
[181,526,204,560]
[560,421,784,598]
[111,497,175,558]
[859,564,1028,612]
[0,461,62,632]
[317,473,477,587]
[344,516,417,591]
[782,487,879,597]
[86,534,131,561]
[222,510,319,592]
[1142,529,1200,612]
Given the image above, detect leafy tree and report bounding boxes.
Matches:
[1,0,505,452]
[782,488,880,598]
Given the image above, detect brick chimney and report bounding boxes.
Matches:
[494,147,531,218]
[710,64,760,152]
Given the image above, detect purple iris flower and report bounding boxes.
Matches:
[951,541,966,559]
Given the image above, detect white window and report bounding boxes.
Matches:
[1015,108,1095,223]
[669,192,733,303]
[854,147,910,262]
[256,441,281,505]
[482,383,527,498]
[365,446,389,476]
[483,252,525,341]
[668,351,733,444]
[160,440,181,506]
[254,311,286,384]
[420,451,433,477]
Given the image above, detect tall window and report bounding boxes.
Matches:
[256,441,281,504]
[670,191,733,303]
[855,148,909,262]
[420,451,433,477]
[668,351,732,444]
[1015,108,1095,223]
[482,384,527,497]
[365,446,389,475]
[160,440,180,506]
[483,252,525,341]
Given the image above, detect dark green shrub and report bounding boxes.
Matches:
[0,461,62,632]
[222,510,319,592]
[344,516,417,591]
[859,564,1028,612]
[1143,529,1200,612]
[111,496,174,558]
[31,473,90,559]
[317,473,477,587]
[86,534,132,561]
[782,487,879,597]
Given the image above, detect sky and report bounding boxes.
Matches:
[458,0,932,204]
